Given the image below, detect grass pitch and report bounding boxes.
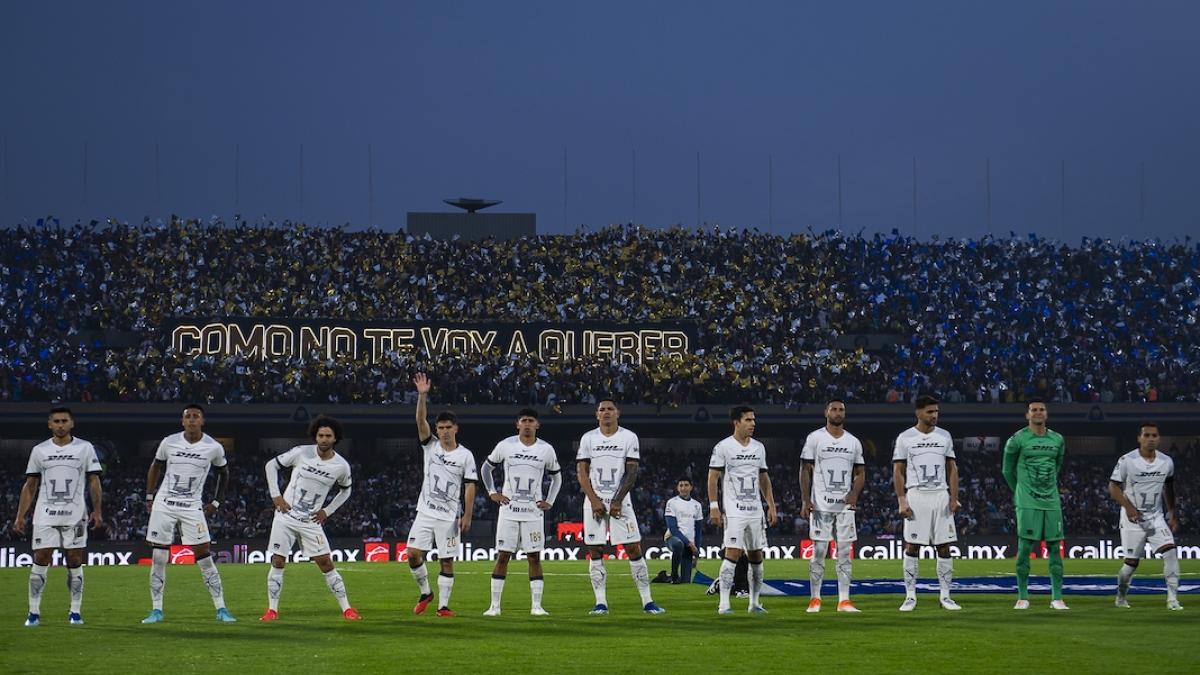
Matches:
[1,558,1196,674]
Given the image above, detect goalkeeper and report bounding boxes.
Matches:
[1002,399,1069,610]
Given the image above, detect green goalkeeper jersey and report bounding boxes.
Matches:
[1002,427,1065,510]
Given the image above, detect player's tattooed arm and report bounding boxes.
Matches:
[608,460,638,518]
[1164,476,1177,532]
[460,481,476,534]
[946,458,959,513]
[847,464,866,511]
[578,460,606,518]
[88,474,103,529]
[145,459,166,511]
[482,460,508,504]
[12,476,39,536]
[799,460,814,518]
[205,465,229,517]
[893,461,912,519]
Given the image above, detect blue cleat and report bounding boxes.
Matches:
[588,604,609,615]
[216,607,237,622]
[24,613,40,627]
[643,602,666,614]
[141,609,164,624]
[749,604,768,613]
[68,612,85,625]
[717,607,733,615]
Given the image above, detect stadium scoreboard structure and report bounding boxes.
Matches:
[407,197,535,240]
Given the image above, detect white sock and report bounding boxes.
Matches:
[267,566,284,611]
[437,573,454,609]
[68,567,84,613]
[836,543,853,602]
[1163,549,1180,602]
[589,559,608,606]
[490,575,506,608]
[903,554,919,600]
[1117,562,1136,598]
[749,560,764,607]
[718,558,736,609]
[809,541,828,600]
[28,564,48,614]
[530,577,544,609]
[324,569,351,611]
[410,564,431,595]
[150,548,168,611]
[629,557,653,606]
[936,556,953,600]
[196,556,226,610]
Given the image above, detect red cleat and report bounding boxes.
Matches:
[259,609,279,622]
[413,593,434,615]
[343,608,361,621]
[435,607,456,618]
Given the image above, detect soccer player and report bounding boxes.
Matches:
[13,407,102,626]
[141,403,235,623]
[408,372,478,617]
[665,477,704,584]
[800,399,865,613]
[1002,398,1068,610]
[260,415,359,621]
[708,405,778,614]
[1108,422,1181,610]
[892,395,961,611]
[576,397,665,614]
[481,408,562,616]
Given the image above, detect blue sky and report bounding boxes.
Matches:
[2,1,1197,239]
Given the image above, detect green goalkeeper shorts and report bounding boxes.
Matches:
[1016,507,1064,541]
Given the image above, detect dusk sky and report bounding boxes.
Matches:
[2,1,1198,240]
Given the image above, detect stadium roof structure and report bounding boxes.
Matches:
[443,197,502,213]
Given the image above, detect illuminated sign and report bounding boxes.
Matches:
[166,318,694,365]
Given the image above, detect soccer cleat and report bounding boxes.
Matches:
[435,607,456,618]
[1050,599,1070,611]
[899,597,917,612]
[748,604,768,613]
[413,593,434,615]
[717,606,733,615]
[483,606,502,617]
[530,607,549,616]
[343,608,361,621]
[837,600,861,613]
[705,579,720,595]
[259,609,279,622]
[734,590,751,599]
[1167,599,1184,611]
[24,613,40,627]
[588,603,609,615]
[216,608,238,622]
[939,598,962,611]
[68,612,85,625]
[1114,597,1131,609]
[1013,599,1030,610]
[807,598,822,613]
[643,602,666,615]
[141,609,164,624]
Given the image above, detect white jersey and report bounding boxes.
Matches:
[274,444,352,523]
[1110,449,1174,522]
[801,427,865,513]
[154,432,227,508]
[665,495,704,543]
[576,426,641,500]
[487,436,561,522]
[26,437,102,527]
[418,436,479,522]
[892,426,955,492]
[710,435,768,518]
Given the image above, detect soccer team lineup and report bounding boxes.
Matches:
[12,372,1185,627]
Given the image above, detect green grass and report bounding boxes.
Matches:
[1,558,1197,674]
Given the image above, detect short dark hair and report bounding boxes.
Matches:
[1026,398,1046,410]
[825,398,845,409]
[730,405,755,422]
[435,411,458,425]
[184,403,205,414]
[914,395,939,409]
[1138,421,1160,433]
[309,415,343,443]
[48,406,73,419]
[517,408,539,420]
[676,477,692,485]
[596,396,618,408]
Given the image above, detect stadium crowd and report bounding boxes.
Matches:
[2,218,1199,406]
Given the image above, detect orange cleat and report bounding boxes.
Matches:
[836,600,861,613]
[413,593,433,615]
[259,609,279,622]
[806,598,822,613]
[343,608,361,621]
[435,607,457,618]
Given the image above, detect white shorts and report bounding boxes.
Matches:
[408,512,461,559]
[268,512,331,558]
[1120,514,1175,558]
[583,495,641,546]
[810,510,857,543]
[146,500,210,546]
[495,513,545,553]
[904,490,957,546]
[723,514,768,552]
[32,520,87,550]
